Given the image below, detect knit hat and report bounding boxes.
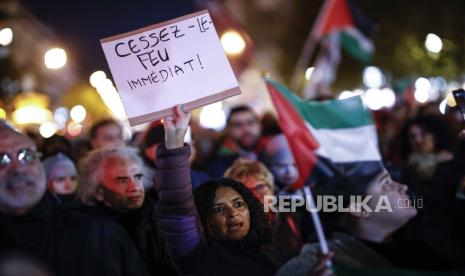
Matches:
[43,153,77,181]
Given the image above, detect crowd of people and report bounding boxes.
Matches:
[1,100,465,275]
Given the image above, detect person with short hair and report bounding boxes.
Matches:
[77,146,177,275]
[207,105,266,178]
[89,118,124,150]
[0,120,150,275]
[224,158,275,205]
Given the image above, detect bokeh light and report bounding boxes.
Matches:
[70,105,86,123]
[39,122,58,138]
[425,33,442,54]
[44,48,67,69]
[0,27,13,46]
[221,30,246,56]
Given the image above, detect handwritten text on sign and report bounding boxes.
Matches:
[101,10,240,125]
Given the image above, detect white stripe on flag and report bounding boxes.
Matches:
[307,123,381,163]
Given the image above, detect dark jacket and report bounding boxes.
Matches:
[155,144,280,275]
[0,195,150,276]
[91,193,178,276]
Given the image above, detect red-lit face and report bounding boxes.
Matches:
[242,176,273,205]
[97,155,145,210]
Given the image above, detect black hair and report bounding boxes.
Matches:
[400,115,453,159]
[226,105,257,126]
[313,162,384,235]
[89,118,121,140]
[193,178,270,244]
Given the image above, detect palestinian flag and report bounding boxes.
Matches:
[265,78,381,190]
[313,0,375,63]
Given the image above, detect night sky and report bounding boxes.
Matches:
[22,0,196,77]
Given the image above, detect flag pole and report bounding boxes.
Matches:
[289,0,333,93]
[303,186,332,267]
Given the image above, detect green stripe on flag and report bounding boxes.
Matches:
[265,78,374,129]
[302,97,374,129]
[340,27,374,63]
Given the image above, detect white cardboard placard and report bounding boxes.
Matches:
[101,10,241,126]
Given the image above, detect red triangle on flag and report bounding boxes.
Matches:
[265,80,319,191]
[314,0,354,39]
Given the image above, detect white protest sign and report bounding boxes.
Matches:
[101,10,241,126]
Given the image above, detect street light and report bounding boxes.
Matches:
[0,28,13,46]
[70,105,86,123]
[90,71,107,88]
[220,30,246,56]
[44,48,67,69]
[425,33,442,54]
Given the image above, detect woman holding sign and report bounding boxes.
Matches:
[154,105,284,275]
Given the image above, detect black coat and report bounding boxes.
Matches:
[92,194,178,276]
[0,195,150,276]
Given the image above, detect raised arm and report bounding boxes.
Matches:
[155,105,202,274]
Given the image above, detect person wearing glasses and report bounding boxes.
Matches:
[0,120,150,275]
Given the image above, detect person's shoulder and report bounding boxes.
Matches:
[56,203,128,237]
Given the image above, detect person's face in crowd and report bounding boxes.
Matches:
[208,186,251,241]
[96,155,145,210]
[228,111,261,151]
[0,129,46,215]
[270,150,299,187]
[47,162,78,195]
[364,170,417,228]
[241,176,273,205]
[91,123,124,149]
[408,124,435,154]
[144,143,159,163]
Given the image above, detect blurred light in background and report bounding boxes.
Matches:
[89,71,107,88]
[414,89,429,103]
[199,102,226,130]
[44,48,67,69]
[221,30,246,56]
[439,99,447,115]
[364,88,384,110]
[11,92,52,124]
[380,88,396,108]
[338,90,357,99]
[305,67,315,80]
[414,77,431,103]
[0,27,13,46]
[446,92,457,107]
[12,106,52,124]
[70,105,86,123]
[0,108,6,119]
[94,77,127,121]
[425,33,442,54]
[39,122,58,138]
[363,66,384,89]
[54,107,69,126]
[67,121,82,137]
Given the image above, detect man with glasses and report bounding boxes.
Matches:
[0,120,150,275]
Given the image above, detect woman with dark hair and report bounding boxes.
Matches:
[399,115,454,208]
[154,105,283,275]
